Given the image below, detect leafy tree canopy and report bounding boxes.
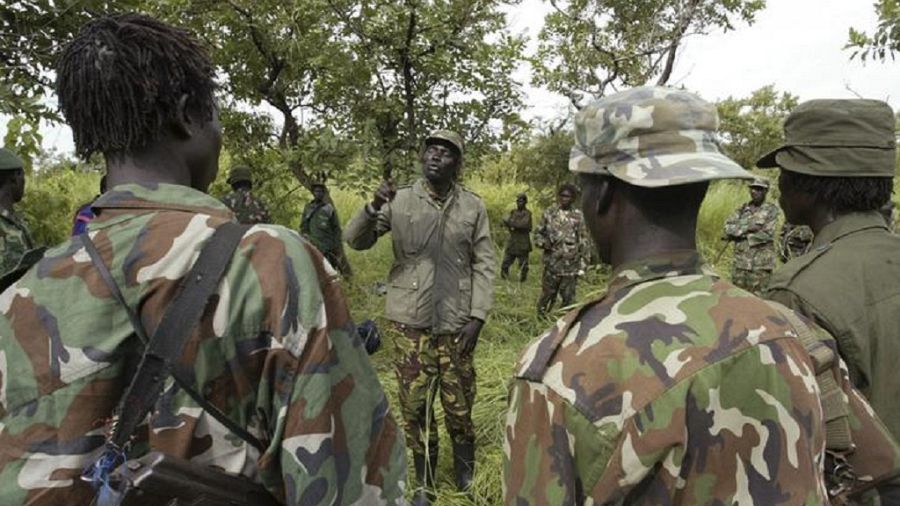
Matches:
[716,84,798,170]
[533,0,765,108]
[848,0,900,61]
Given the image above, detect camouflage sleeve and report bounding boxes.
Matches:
[469,201,496,321]
[747,204,779,247]
[0,228,26,275]
[723,206,748,239]
[533,211,550,250]
[503,380,610,506]
[343,202,392,250]
[834,353,900,497]
[578,217,591,269]
[263,240,407,504]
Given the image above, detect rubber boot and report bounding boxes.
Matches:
[452,442,475,493]
[500,267,509,280]
[411,449,438,506]
[520,266,528,283]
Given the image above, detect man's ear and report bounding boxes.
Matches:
[171,94,193,139]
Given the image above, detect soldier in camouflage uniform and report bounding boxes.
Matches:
[723,178,779,294]
[500,193,532,281]
[779,221,814,262]
[534,184,590,314]
[300,182,351,276]
[0,14,406,506]
[504,86,900,505]
[345,130,495,505]
[220,165,272,224]
[0,148,34,276]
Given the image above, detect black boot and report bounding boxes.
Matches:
[411,449,438,506]
[452,442,475,493]
[501,268,509,280]
[520,266,528,282]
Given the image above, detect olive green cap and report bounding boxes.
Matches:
[0,148,25,171]
[425,130,464,157]
[749,177,770,189]
[756,99,896,177]
[227,165,252,184]
[569,86,754,187]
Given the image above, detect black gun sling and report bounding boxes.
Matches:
[81,222,264,452]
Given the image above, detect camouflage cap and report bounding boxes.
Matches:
[425,130,464,157]
[569,86,754,187]
[756,99,896,177]
[0,148,25,171]
[749,177,770,189]
[227,165,252,184]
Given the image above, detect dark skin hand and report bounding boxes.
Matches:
[456,318,484,356]
[372,179,397,210]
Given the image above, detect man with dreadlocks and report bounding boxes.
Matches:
[0,14,406,506]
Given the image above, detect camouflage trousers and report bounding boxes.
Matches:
[731,267,772,296]
[390,323,476,456]
[501,251,529,281]
[537,270,578,314]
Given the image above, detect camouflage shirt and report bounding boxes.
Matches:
[724,201,779,271]
[0,207,34,275]
[220,188,271,225]
[0,183,406,506]
[780,222,814,262]
[533,206,590,276]
[505,251,845,505]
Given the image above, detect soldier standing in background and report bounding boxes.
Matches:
[879,199,897,232]
[0,14,407,505]
[345,130,495,505]
[220,164,271,224]
[722,178,779,294]
[300,182,351,276]
[779,221,814,262]
[500,193,532,281]
[0,147,34,275]
[504,85,900,506]
[762,99,900,443]
[534,184,590,314]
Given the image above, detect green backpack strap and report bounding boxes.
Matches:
[765,300,853,452]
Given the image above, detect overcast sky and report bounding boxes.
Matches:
[509,0,900,121]
[6,0,899,155]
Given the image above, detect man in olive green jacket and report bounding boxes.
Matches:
[344,130,495,505]
[761,99,900,443]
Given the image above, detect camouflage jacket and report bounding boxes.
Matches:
[220,188,271,225]
[0,207,34,275]
[0,183,407,506]
[504,250,900,505]
[779,222,814,263]
[533,206,590,276]
[300,201,341,254]
[502,208,532,255]
[344,179,495,333]
[724,201,779,271]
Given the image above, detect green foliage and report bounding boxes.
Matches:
[478,126,575,206]
[848,0,900,61]
[716,85,798,170]
[533,0,766,107]
[19,164,102,247]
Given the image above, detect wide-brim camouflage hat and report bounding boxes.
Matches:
[425,130,464,157]
[0,148,25,171]
[569,86,754,187]
[756,99,896,177]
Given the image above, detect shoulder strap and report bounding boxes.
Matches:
[82,223,265,452]
[764,300,853,452]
